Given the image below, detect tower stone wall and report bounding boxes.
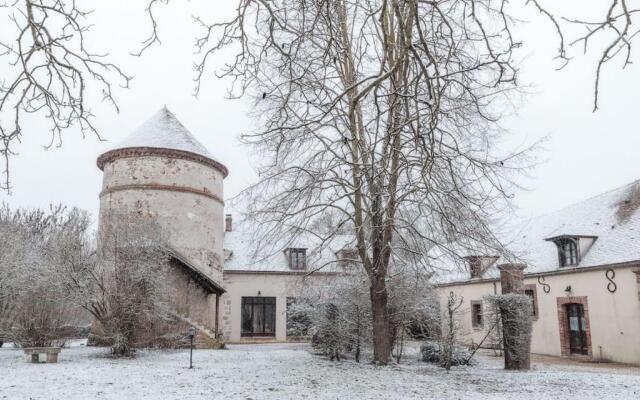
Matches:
[98,149,226,282]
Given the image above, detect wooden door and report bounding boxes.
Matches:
[566,303,588,355]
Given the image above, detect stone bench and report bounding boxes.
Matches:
[23,347,62,363]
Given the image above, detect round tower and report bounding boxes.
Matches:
[96,107,228,283]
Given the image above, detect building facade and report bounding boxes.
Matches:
[97,109,640,362]
[434,182,640,365]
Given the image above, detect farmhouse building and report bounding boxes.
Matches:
[97,108,640,364]
[434,181,640,364]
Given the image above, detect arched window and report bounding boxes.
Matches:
[557,238,578,267]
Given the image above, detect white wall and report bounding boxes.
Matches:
[221,272,333,342]
[437,265,640,364]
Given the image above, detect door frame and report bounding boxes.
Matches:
[556,296,592,357]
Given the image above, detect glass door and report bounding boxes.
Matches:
[566,303,588,355]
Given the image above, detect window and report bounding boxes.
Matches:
[556,238,578,267]
[241,297,276,337]
[287,248,307,270]
[524,285,538,318]
[468,257,483,278]
[471,301,483,328]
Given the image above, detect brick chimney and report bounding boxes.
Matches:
[497,263,526,294]
[225,214,233,232]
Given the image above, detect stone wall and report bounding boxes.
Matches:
[98,153,225,283]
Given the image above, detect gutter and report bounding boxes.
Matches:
[224,269,339,276]
[435,260,640,288]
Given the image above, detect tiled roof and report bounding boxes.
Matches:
[432,179,640,283]
[223,219,352,273]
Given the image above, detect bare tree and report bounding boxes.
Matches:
[191,0,531,364]
[70,215,177,356]
[0,1,130,192]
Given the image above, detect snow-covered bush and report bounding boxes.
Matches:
[0,205,87,348]
[295,265,438,363]
[485,294,532,370]
[420,340,474,366]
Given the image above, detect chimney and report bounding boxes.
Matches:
[225,214,233,232]
[497,263,526,294]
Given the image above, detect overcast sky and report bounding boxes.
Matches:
[1,1,639,226]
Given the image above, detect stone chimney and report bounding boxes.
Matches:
[497,263,526,294]
[225,214,233,232]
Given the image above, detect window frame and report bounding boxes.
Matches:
[524,284,539,320]
[287,248,307,270]
[556,238,578,267]
[241,296,276,337]
[337,248,359,269]
[471,300,483,328]
[468,257,483,278]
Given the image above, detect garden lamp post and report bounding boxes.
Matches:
[187,326,196,369]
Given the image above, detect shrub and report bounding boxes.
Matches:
[420,340,474,366]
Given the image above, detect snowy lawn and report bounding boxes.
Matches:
[1,343,638,400]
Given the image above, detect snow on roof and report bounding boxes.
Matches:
[433,179,640,284]
[111,107,220,163]
[223,218,353,273]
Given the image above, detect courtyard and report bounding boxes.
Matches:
[1,343,638,400]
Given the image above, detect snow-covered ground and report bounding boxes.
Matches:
[1,343,638,400]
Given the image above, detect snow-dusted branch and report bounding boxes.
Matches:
[0,1,131,192]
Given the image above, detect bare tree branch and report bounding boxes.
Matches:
[0,0,131,192]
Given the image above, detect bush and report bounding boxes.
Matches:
[420,340,474,366]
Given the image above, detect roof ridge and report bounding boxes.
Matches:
[526,178,640,221]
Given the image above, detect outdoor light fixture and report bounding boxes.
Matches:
[257,290,261,296]
[187,326,196,369]
[564,285,572,295]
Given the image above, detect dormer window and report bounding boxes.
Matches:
[545,235,597,268]
[468,257,482,278]
[557,238,578,267]
[465,255,498,279]
[287,248,307,270]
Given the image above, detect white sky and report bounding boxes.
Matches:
[1,1,639,225]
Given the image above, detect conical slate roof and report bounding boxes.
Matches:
[97,107,227,176]
[114,107,215,160]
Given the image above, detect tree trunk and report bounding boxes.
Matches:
[370,276,392,364]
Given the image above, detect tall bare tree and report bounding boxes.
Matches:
[187,0,535,363]
[0,1,636,194]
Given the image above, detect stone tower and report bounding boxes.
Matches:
[96,107,228,284]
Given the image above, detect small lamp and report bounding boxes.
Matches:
[187,326,196,369]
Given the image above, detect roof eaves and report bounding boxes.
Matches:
[166,246,226,295]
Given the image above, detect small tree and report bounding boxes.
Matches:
[441,291,464,371]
